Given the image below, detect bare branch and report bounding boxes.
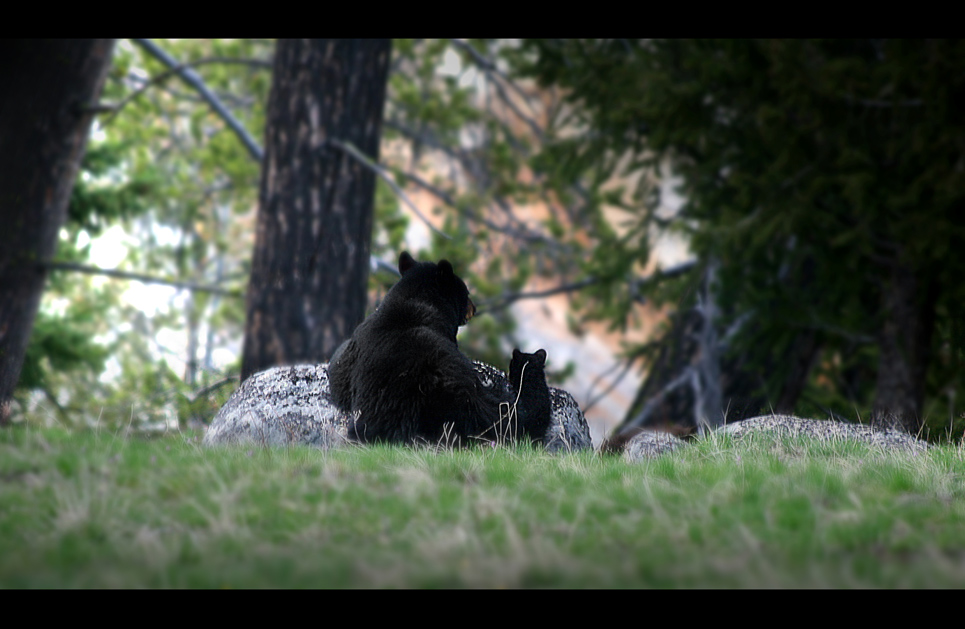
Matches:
[394,167,552,245]
[371,255,401,277]
[187,375,240,403]
[581,357,638,415]
[40,261,242,298]
[480,259,698,314]
[384,115,572,249]
[478,277,598,313]
[102,56,271,126]
[450,39,544,138]
[622,367,696,431]
[131,38,264,162]
[624,260,697,306]
[327,138,451,240]
[692,260,723,432]
[384,116,469,170]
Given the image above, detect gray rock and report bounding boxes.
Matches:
[204,362,592,452]
[619,414,930,462]
[715,414,931,451]
[622,430,688,462]
[202,364,350,450]
[544,388,594,453]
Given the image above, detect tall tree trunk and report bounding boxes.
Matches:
[241,39,391,382]
[871,257,939,435]
[0,39,116,426]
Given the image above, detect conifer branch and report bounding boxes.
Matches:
[40,261,242,298]
[103,55,272,127]
[131,39,264,162]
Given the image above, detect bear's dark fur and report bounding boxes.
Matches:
[506,348,552,446]
[328,252,551,447]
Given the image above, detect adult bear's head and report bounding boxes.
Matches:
[389,251,476,330]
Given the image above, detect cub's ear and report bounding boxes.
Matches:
[535,349,547,364]
[512,348,522,359]
[438,260,453,275]
[399,251,416,274]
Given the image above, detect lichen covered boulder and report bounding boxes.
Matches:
[204,362,592,453]
[715,415,930,451]
[618,414,931,462]
[621,430,688,461]
[202,364,349,450]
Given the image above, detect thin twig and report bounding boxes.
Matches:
[479,278,598,313]
[188,376,240,403]
[480,260,697,314]
[327,138,451,240]
[581,358,638,415]
[131,38,264,162]
[394,167,550,245]
[102,56,271,126]
[622,368,696,432]
[450,39,544,138]
[40,261,242,298]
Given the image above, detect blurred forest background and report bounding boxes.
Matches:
[3,39,964,444]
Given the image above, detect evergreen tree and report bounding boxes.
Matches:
[0,39,116,426]
[519,39,965,437]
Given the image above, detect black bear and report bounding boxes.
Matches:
[328,251,552,447]
[505,348,552,446]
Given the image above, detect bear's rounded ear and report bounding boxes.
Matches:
[513,348,522,359]
[399,251,416,275]
[438,260,453,275]
[535,349,547,364]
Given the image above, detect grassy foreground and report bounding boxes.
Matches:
[2,426,965,588]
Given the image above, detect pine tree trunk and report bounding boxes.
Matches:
[871,257,939,435]
[241,39,392,382]
[0,39,116,426]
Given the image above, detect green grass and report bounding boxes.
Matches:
[2,426,965,588]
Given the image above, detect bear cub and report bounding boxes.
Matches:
[328,251,552,447]
[504,348,552,446]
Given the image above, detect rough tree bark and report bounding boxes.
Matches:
[241,39,392,382]
[871,255,939,435]
[0,39,116,426]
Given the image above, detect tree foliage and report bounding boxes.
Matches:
[518,39,965,437]
[16,39,964,443]
[0,39,117,426]
[13,39,585,428]
[12,40,274,427]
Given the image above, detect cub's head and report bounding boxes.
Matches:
[510,348,547,373]
[509,348,548,389]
